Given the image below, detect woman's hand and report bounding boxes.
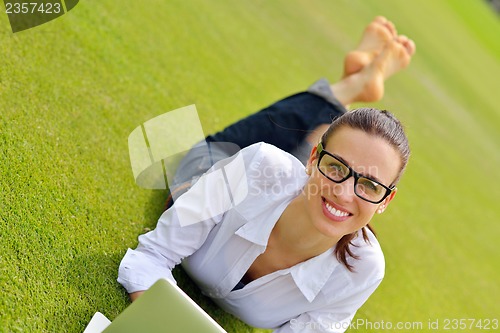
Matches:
[129,291,145,302]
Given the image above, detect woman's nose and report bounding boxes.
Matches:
[331,177,356,203]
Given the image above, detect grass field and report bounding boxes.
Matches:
[1,0,499,332]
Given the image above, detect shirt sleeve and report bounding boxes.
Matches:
[273,277,383,333]
[117,143,264,293]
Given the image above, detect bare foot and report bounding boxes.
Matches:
[332,37,416,104]
[306,35,415,144]
[353,37,415,102]
[343,16,397,78]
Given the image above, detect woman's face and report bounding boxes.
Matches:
[303,126,401,239]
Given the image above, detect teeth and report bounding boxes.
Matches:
[325,201,349,217]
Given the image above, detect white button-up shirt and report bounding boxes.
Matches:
[118,143,385,333]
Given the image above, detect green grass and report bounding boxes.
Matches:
[1,0,499,332]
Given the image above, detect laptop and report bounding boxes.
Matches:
[84,278,227,333]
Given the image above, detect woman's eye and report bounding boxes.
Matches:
[358,179,380,194]
[326,163,346,176]
[327,163,343,171]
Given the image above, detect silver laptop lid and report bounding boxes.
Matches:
[103,279,227,333]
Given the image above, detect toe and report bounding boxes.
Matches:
[373,16,397,37]
[385,21,397,38]
[407,39,416,55]
[397,35,416,56]
[374,16,388,24]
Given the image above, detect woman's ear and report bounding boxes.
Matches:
[377,188,397,214]
[305,144,319,174]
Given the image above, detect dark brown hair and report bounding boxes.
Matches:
[320,108,410,271]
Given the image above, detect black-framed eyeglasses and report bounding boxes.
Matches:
[316,143,395,204]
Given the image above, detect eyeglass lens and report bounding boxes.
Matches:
[318,154,387,203]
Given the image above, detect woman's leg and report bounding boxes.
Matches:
[168,17,416,202]
[203,32,415,161]
[205,16,415,155]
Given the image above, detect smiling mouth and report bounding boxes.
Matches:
[322,197,352,222]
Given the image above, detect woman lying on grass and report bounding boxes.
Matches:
[118,17,416,333]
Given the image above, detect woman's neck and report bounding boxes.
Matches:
[270,195,340,263]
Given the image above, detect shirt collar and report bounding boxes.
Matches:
[234,186,294,245]
[234,207,283,247]
[235,215,341,302]
[290,247,341,302]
